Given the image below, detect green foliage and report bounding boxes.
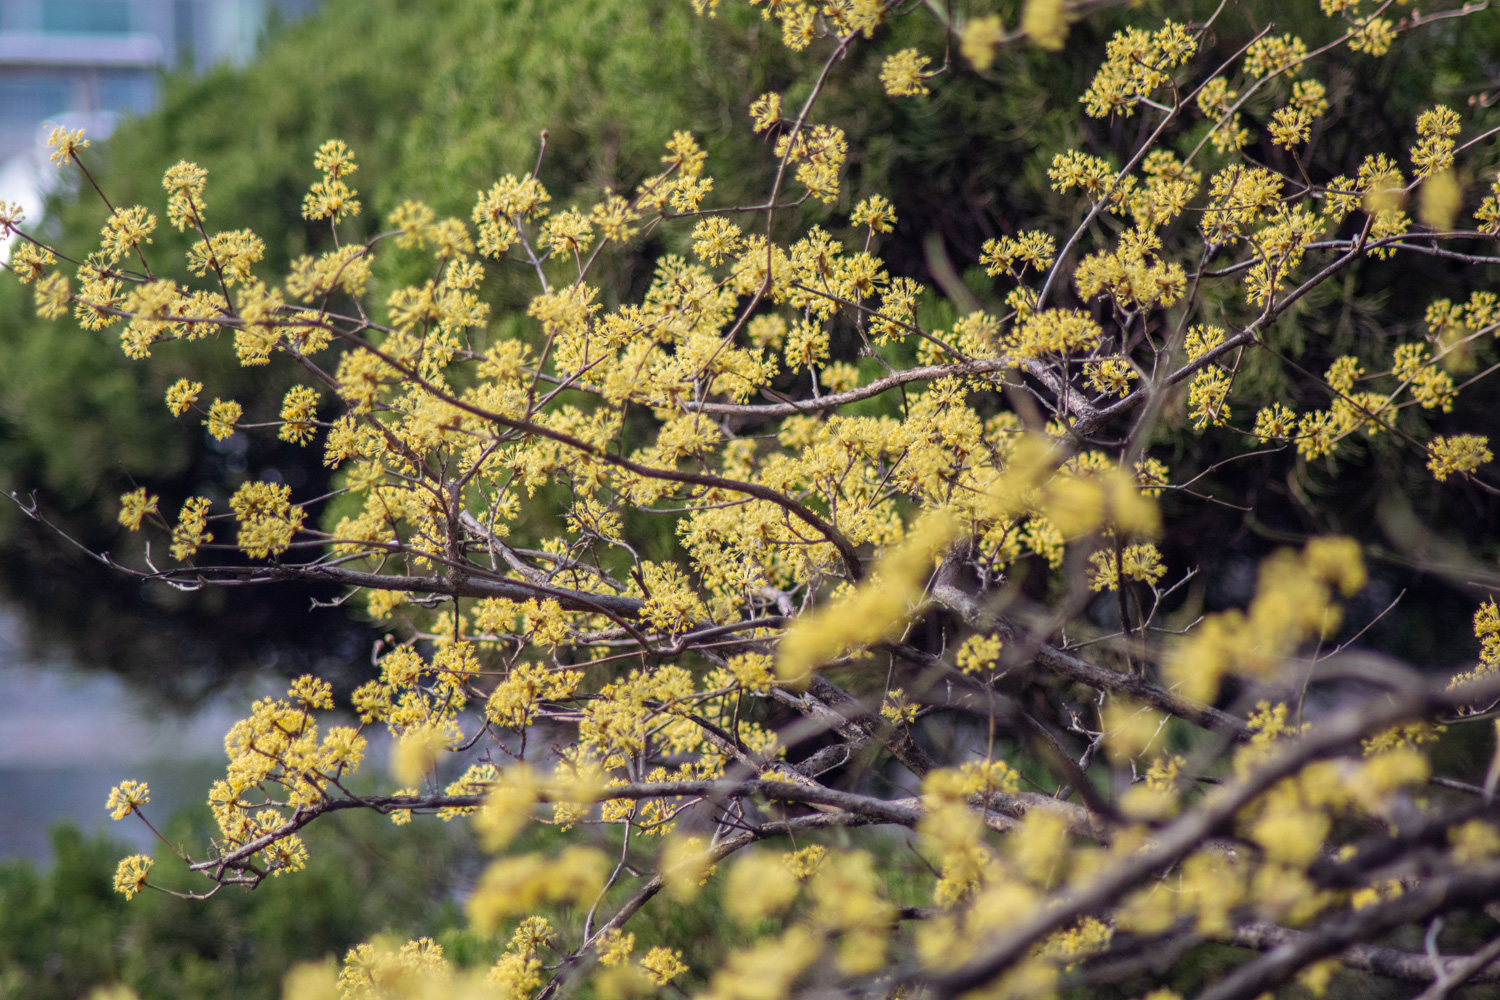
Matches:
[0,811,475,1000]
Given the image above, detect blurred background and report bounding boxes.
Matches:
[0,0,322,853]
[1,1,318,246]
[0,0,1497,996]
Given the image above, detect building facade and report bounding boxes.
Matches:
[0,0,318,160]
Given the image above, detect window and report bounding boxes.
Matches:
[41,1,132,34]
[99,70,154,113]
[0,74,72,127]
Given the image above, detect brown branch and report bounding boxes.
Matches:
[190,780,923,877]
[342,330,869,581]
[534,809,885,1000]
[929,582,1250,739]
[1202,867,1500,1000]
[922,668,1500,999]
[1227,922,1500,987]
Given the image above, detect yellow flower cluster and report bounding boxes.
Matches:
[1084,358,1136,397]
[956,633,1003,674]
[162,159,207,230]
[106,780,150,820]
[1168,538,1365,701]
[112,854,152,900]
[1087,542,1166,591]
[337,938,450,1000]
[278,385,321,445]
[10,242,54,283]
[1269,106,1313,148]
[170,496,213,561]
[186,229,264,286]
[1243,33,1308,78]
[1348,17,1396,56]
[1075,225,1186,309]
[1427,434,1493,482]
[880,48,930,97]
[32,271,69,319]
[164,378,202,416]
[1393,343,1456,411]
[980,230,1055,278]
[1080,20,1197,118]
[302,139,361,222]
[286,244,370,303]
[1049,149,1116,200]
[485,919,554,998]
[775,124,848,204]
[1411,104,1462,179]
[230,480,306,558]
[466,846,608,932]
[1021,0,1069,51]
[45,5,1500,997]
[1449,599,1500,694]
[117,487,158,531]
[199,675,369,881]
[777,509,959,680]
[485,661,582,727]
[961,15,1005,70]
[46,125,89,166]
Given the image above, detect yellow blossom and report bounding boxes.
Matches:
[205,398,242,440]
[1428,434,1493,482]
[880,49,931,97]
[113,854,152,899]
[47,125,89,166]
[1022,0,1067,50]
[640,947,688,986]
[961,16,1005,70]
[107,780,150,820]
[117,488,159,531]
